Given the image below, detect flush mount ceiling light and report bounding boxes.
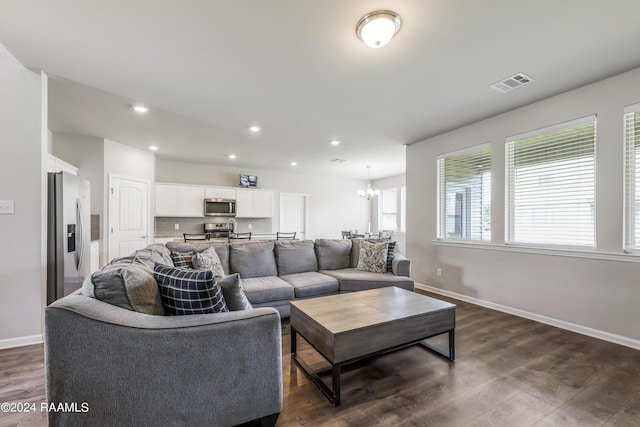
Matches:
[249,125,261,133]
[356,10,401,48]
[330,139,341,146]
[148,145,158,151]
[132,104,149,113]
[290,161,297,166]
[228,154,237,159]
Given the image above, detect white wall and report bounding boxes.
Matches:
[156,160,370,239]
[371,173,406,254]
[51,132,104,215]
[407,67,640,347]
[0,54,46,347]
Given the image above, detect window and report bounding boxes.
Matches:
[380,188,398,230]
[437,144,491,241]
[506,116,596,247]
[624,104,640,251]
[400,186,406,232]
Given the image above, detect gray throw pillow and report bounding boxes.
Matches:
[357,241,389,273]
[218,273,253,311]
[83,263,165,315]
[192,246,225,278]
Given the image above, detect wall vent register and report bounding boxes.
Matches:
[490,73,534,93]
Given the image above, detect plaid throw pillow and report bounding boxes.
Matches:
[153,263,228,315]
[386,241,396,272]
[356,241,389,273]
[170,251,194,269]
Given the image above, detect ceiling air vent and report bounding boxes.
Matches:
[330,158,347,163]
[490,73,534,93]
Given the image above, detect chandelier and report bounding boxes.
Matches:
[358,166,380,200]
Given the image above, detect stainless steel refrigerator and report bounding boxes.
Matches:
[47,172,91,304]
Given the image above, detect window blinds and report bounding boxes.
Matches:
[437,145,491,241]
[624,107,640,251]
[506,117,596,247]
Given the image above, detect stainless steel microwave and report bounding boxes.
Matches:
[204,198,236,217]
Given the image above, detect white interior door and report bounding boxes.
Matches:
[279,193,307,240]
[109,175,149,259]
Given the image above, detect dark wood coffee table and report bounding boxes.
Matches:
[290,286,456,406]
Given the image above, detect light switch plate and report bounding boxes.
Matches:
[0,200,15,214]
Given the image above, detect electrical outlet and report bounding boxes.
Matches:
[248,223,252,230]
[436,268,442,277]
[175,224,180,230]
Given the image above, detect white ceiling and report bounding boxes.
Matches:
[2,0,640,180]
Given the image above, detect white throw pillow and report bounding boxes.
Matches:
[192,246,225,278]
[356,241,389,273]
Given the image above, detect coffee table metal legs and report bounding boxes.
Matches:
[291,326,455,407]
[291,327,342,406]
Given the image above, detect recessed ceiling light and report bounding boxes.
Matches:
[148,145,158,151]
[228,154,237,159]
[330,139,341,146]
[132,104,149,113]
[290,162,297,166]
[249,125,261,133]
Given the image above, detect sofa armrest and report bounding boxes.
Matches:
[392,253,411,277]
[45,294,282,426]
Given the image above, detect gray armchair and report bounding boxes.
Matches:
[45,293,282,426]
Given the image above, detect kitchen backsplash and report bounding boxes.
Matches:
[154,217,272,237]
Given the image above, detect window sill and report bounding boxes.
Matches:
[432,239,640,263]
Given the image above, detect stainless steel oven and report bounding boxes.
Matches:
[204,199,236,217]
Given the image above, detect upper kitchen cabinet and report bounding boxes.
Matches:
[205,186,236,200]
[235,188,274,218]
[155,183,204,217]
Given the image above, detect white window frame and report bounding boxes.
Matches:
[436,143,492,241]
[505,115,597,249]
[624,103,640,253]
[379,187,399,231]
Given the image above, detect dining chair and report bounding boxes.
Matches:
[183,233,211,242]
[229,232,252,241]
[276,231,296,240]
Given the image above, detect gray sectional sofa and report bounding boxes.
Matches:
[44,238,412,426]
[165,238,414,317]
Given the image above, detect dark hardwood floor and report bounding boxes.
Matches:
[2,291,640,426]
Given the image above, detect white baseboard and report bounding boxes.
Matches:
[0,334,43,350]
[415,283,640,351]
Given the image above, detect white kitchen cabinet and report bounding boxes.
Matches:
[235,188,274,218]
[204,186,236,200]
[47,154,78,175]
[155,183,204,217]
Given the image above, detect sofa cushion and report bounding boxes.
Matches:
[192,246,225,278]
[356,240,389,273]
[280,272,339,298]
[240,276,294,304]
[274,240,317,275]
[314,239,352,270]
[170,251,194,269]
[154,263,228,315]
[320,268,414,292]
[83,263,165,315]
[218,273,252,311]
[230,241,277,278]
[166,241,230,274]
